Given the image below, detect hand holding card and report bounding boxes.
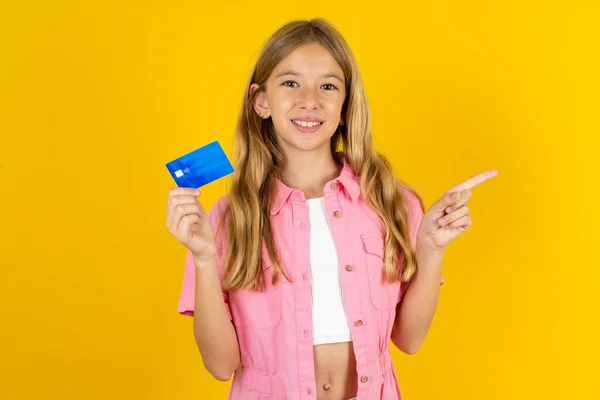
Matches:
[165,141,234,189]
[165,187,217,263]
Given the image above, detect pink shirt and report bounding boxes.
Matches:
[178,152,444,400]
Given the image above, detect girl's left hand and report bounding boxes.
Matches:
[417,170,498,253]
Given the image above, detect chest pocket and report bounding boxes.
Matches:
[229,247,283,329]
[361,233,401,310]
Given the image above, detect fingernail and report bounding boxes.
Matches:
[445,207,452,213]
[194,190,200,195]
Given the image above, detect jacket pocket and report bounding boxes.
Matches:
[239,367,286,399]
[360,233,401,310]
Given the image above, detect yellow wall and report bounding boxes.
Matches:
[1,1,598,399]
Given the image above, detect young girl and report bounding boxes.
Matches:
[166,18,497,400]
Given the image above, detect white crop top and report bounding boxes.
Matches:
[306,197,352,346]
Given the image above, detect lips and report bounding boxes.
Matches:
[290,119,324,133]
[291,119,323,127]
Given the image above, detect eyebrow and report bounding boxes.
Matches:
[275,69,344,84]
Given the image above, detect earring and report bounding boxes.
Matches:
[260,109,267,118]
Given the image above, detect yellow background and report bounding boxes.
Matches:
[1,1,599,399]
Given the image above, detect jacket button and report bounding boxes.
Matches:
[333,210,341,218]
[330,182,339,190]
[355,320,363,327]
[361,376,368,383]
[345,264,354,271]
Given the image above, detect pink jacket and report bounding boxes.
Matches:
[178,152,444,400]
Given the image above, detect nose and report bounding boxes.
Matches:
[299,85,318,110]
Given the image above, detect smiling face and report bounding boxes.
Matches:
[251,43,346,156]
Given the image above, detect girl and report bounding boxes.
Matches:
[166,18,497,400]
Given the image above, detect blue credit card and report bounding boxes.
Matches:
[165,141,234,188]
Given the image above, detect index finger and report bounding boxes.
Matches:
[445,170,498,194]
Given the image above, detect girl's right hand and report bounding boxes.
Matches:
[166,188,217,264]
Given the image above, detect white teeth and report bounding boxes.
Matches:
[292,120,322,127]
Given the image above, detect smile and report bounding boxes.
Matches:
[291,120,323,127]
[290,120,324,133]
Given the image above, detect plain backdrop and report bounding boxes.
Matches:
[1,1,599,399]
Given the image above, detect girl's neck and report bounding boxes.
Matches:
[280,149,342,199]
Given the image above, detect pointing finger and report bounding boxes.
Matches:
[446,169,498,194]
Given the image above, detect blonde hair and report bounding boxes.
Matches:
[218,18,425,291]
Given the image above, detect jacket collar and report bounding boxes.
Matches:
[270,151,361,216]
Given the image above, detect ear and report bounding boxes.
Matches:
[250,83,270,119]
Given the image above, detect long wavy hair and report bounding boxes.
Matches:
[218,18,425,291]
